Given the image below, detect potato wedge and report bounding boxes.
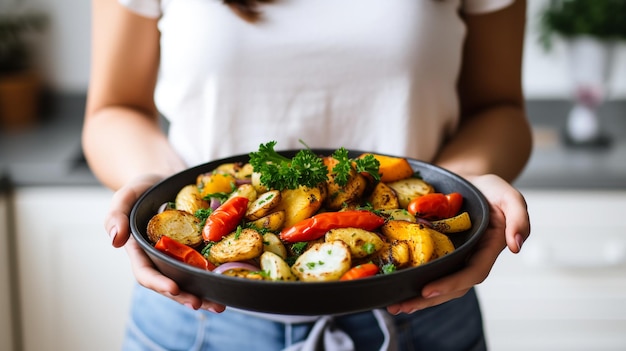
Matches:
[380,220,434,266]
[174,184,209,215]
[146,210,202,247]
[428,229,455,259]
[215,162,254,180]
[274,185,324,228]
[323,156,368,210]
[250,171,268,194]
[379,209,416,223]
[262,232,288,259]
[367,182,400,210]
[387,177,434,209]
[208,228,264,264]
[246,190,281,221]
[260,251,297,281]
[431,211,472,233]
[291,241,352,282]
[325,228,384,259]
[221,269,265,280]
[228,183,258,203]
[249,210,286,232]
[370,240,412,269]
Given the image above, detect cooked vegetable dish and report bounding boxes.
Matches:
[146,141,472,282]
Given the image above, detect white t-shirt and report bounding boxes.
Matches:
[119,0,514,167]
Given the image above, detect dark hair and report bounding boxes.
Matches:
[223,0,271,22]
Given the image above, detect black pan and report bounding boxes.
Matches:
[130,149,489,315]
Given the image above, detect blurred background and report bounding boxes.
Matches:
[1,0,625,350]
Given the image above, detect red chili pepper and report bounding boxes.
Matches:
[202,196,249,242]
[154,235,215,271]
[407,192,463,220]
[340,263,379,281]
[280,210,385,243]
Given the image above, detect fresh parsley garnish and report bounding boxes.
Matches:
[249,141,329,191]
[331,147,380,186]
[194,208,213,226]
[249,141,381,190]
[362,242,376,255]
[382,263,397,274]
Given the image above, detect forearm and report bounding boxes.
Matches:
[434,104,532,183]
[82,107,185,191]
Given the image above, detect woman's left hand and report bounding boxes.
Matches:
[387,174,530,314]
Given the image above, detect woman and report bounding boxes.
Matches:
[83,0,532,349]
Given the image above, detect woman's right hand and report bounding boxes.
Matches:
[104,174,226,313]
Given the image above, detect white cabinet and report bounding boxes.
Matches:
[0,192,15,351]
[13,187,135,351]
[477,190,626,351]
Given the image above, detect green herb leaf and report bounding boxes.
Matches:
[354,154,381,182]
[249,141,329,191]
[382,263,397,274]
[331,148,380,186]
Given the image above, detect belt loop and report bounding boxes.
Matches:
[285,322,293,347]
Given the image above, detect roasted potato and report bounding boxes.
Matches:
[250,171,268,193]
[262,232,288,259]
[323,156,368,210]
[228,183,258,203]
[221,269,265,280]
[146,209,203,247]
[215,162,254,180]
[249,210,286,232]
[246,190,281,221]
[380,220,435,266]
[429,229,455,259]
[379,209,416,223]
[370,240,412,269]
[274,185,325,228]
[325,228,384,259]
[174,184,209,215]
[387,177,434,208]
[260,251,297,281]
[291,241,352,282]
[208,228,264,264]
[431,211,472,233]
[367,182,400,210]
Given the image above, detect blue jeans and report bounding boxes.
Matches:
[122,285,486,351]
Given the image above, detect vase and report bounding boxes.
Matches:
[0,70,42,131]
[563,36,615,147]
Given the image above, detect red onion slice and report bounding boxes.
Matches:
[209,198,221,210]
[212,262,260,275]
[157,202,171,214]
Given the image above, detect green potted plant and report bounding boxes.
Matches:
[537,0,626,147]
[0,10,48,130]
[538,0,626,50]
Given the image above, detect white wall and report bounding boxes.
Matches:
[26,0,92,93]
[22,0,626,98]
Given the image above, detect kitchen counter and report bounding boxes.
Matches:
[1,94,625,189]
[0,94,94,187]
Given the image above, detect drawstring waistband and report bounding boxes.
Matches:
[233,308,397,351]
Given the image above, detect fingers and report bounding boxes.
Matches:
[390,227,505,314]
[125,238,226,312]
[501,188,531,254]
[470,174,531,254]
[389,174,532,315]
[104,174,164,248]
